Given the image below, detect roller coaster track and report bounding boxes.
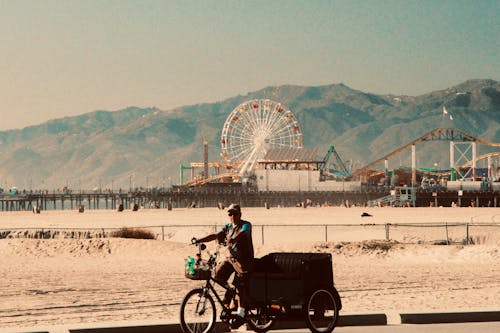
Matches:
[461,152,500,167]
[350,128,500,179]
[183,173,241,186]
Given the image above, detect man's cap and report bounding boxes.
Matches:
[227,204,241,214]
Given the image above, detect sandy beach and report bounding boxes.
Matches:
[1,206,500,329]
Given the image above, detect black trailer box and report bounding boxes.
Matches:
[250,252,334,306]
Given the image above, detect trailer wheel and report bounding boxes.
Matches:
[305,289,339,333]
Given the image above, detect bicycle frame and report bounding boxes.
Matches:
[182,241,284,333]
[200,277,236,312]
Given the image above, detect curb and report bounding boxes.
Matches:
[400,310,500,324]
[338,313,388,326]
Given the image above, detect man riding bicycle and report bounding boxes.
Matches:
[194,204,254,329]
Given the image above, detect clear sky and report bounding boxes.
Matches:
[1,0,498,130]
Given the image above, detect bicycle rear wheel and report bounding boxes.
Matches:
[180,288,216,333]
[246,305,278,333]
[305,289,339,333]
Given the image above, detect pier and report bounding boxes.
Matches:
[0,192,139,211]
[0,187,498,211]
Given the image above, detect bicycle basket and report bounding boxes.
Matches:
[184,258,212,280]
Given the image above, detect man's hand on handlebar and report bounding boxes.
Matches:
[216,233,226,246]
[191,238,207,251]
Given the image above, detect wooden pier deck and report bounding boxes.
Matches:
[0,188,498,211]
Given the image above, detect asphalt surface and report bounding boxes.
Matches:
[5,314,500,333]
[269,322,500,333]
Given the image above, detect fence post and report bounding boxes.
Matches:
[261,225,265,245]
[385,224,390,240]
[445,223,449,245]
[465,223,469,245]
[162,226,165,241]
[325,225,328,242]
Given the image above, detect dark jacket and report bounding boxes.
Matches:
[218,220,254,267]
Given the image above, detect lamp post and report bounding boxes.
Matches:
[129,174,134,192]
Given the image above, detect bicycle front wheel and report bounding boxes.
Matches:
[180,288,216,333]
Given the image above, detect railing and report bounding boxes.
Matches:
[2,222,500,245]
[367,187,415,207]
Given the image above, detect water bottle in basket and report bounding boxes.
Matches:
[185,256,196,276]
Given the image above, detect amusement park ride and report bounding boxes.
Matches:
[180,99,304,186]
[179,99,500,190]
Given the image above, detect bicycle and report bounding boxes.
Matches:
[180,239,342,333]
[180,239,278,333]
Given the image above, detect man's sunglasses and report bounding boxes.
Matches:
[228,212,237,216]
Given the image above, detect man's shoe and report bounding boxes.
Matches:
[230,316,246,330]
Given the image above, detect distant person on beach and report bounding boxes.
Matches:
[193,203,254,329]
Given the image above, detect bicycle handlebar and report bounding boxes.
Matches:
[190,238,221,270]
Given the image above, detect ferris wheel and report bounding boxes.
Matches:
[220,99,303,174]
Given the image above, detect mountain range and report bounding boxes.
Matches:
[0,79,498,191]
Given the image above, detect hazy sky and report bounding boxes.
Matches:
[1,0,498,130]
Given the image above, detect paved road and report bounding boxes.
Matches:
[269,322,500,333]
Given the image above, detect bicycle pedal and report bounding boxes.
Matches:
[220,311,231,322]
[230,316,247,330]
